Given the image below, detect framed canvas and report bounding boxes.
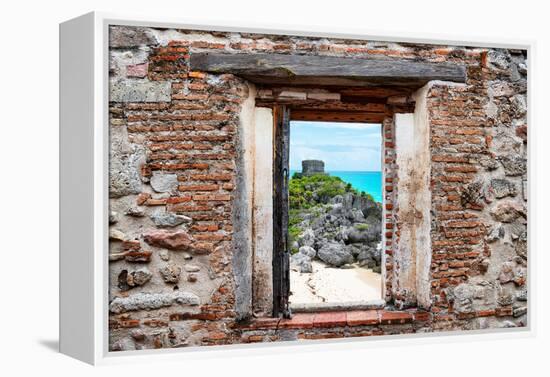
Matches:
[59,12,532,365]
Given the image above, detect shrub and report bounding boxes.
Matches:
[289,174,352,209]
[354,223,370,231]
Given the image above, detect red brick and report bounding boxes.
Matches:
[208,331,228,340]
[136,192,151,205]
[346,310,379,326]
[279,313,315,329]
[143,319,168,327]
[124,251,152,263]
[476,309,496,318]
[379,311,413,325]
[190,224,219,232]
[166,196,192,204]
[495,307,513,317]
[413,311,431,322]
[190,173,233,181]
[144,198,167,206]
[188,71,206,79]
[178,184,219,192]
[238,317,280,330]
[109,319,140,329]
[313,312,347,328]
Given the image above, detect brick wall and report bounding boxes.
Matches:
[108,26,527,351]
[382,116,397,302]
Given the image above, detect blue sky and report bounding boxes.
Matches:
[290,121,382,172]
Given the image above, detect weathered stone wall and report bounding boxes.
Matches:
[427,51,528,330]
[108,25,527,351]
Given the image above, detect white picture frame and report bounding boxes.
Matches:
[59,11,534,365]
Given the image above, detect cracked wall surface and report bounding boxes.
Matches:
[108,25,528,351]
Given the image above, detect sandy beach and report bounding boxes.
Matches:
[289,259,382,305]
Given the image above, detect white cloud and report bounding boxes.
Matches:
[290,121,382,171]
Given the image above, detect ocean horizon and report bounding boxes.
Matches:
[291,170,382,203]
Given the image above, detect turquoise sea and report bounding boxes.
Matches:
[291,170,382,203]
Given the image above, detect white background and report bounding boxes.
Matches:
[0,0,547,375]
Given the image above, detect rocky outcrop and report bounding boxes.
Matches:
[290,191,382,272]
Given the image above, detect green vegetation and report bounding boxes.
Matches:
[289,173,374,210]
[354,223,370,231]
[287,173,376,254]
[290,173,351,209]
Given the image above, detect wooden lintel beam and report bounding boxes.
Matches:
[190,53,467,87]
[290,110,386,123]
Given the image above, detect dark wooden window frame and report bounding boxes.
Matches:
[271,107,389,318]
[272,105,291,318]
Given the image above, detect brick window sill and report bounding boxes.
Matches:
[237,309,430,331]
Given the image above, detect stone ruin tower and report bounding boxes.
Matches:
[302,160,326,176]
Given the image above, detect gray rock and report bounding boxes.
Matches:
[130,268,153,286]
[517,62,528,75]
[497,289,514,306]
[487,50,511,71]
[109,252,126,262]
[317,242,354,267]
[109,154,144,197]
[329,195,344,204]
[461,181,484,206]
[159,263,182,283]
[109,229,126,241]
[490,201,526,223]
[184,264,200,272]
[159,250,170,261]
[499,262,515,283]
[130,329,146,342]
[118,268,152,290]
[109,292,199,313]
[126,206,145,217]
[490,179,517,198]
[357,246,377,267]
[451,284,474,313]
[486,225,505,242]
[515,231,527,260]
[513,266,526,286]
[298,246,316,258]
[111,338,136,351]
[150,173,179,193]
[291,253,312,273]
[109,211,119,224]
[511,94,527,117]
[488,81,514,97]
[297,228,315,247]
[150,211,191,227]
[109,26,157,48]
[109,126,145,198]
[110,79,171,103]
[347,223,380,244]
[516,288,528,301]
[479,155,500,171]
[513,306,527,318]
[499,155,527,176]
